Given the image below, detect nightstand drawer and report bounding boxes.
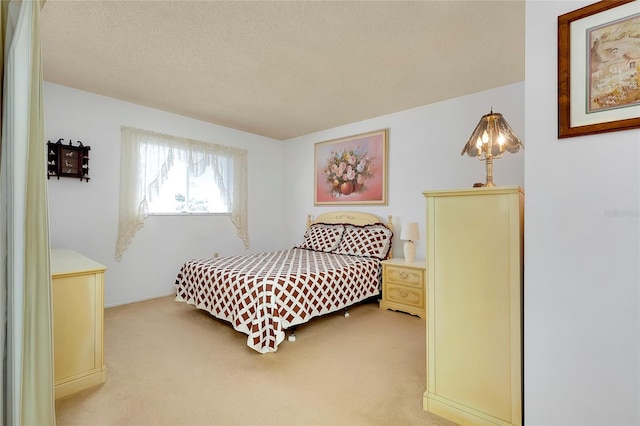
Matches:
[385,266,424,288]
[385,283,424,309]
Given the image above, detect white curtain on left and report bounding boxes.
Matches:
[0,1,55,425]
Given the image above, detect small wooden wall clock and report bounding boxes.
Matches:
[47,139,90,182]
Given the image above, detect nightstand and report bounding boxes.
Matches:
[380,258,426,319]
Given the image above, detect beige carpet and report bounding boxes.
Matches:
[55,296,457,426]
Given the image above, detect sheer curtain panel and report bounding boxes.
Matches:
[0,0,55,425]
[116,126,249,261]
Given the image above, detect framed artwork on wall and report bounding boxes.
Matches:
[558,0,640,138]
[47,139,91,182]
[314,129,388,205]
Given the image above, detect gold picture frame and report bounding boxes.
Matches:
[558,0,640,138]
[314,129,388,205]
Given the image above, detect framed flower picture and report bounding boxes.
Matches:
[558,0,640,138]
[314,129,388,205]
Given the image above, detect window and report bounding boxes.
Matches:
[115,126,249,261]
[146,156,231,214]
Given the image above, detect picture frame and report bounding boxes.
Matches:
[314,129,388,205]
[47,139,91,182]
[558,0,640,138]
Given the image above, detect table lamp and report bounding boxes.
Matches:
[460,109,523,187]
[400,222,419,262]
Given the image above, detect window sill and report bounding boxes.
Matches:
[148,212,230,217]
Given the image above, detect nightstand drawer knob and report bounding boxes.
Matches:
[399,289,409,298]
[399,271,409,280]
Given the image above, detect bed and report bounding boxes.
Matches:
[174,211,393,353]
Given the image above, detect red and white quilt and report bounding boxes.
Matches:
[174,248,381,353]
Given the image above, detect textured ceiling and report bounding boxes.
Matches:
[41,1,525,141]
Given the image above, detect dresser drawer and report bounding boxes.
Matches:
[385,266,424,288]
[384,283,424,309]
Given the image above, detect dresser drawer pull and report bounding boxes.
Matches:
[399,289,409,298]
[399,271,409,280]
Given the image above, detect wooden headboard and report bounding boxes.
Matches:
[307,211,393,231]
[307,212,394,259]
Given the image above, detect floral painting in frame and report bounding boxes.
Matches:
[314,129,388,205]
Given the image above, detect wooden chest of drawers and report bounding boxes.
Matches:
[423,187,523,425]
[379,258,426,319]
[51,249,107,399]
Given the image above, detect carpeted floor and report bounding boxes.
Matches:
[55,295,457,426]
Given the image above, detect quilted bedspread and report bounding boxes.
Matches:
[174,248,381,353]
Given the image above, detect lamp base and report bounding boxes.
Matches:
[403,240,416,262]
[485,156,496,187]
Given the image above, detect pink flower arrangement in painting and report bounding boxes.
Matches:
[322,146,375,197]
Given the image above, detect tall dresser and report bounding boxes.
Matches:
[51,249,107,399]
[422,187,523,426]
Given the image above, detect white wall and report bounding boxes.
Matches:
[44,83,286,307]
[282,82,525,259]
[525,2,640,425]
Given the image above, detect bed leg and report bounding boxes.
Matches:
[287,327,297,342]
[343,308,350,318]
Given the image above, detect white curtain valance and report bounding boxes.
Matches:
[115,126,249,261]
